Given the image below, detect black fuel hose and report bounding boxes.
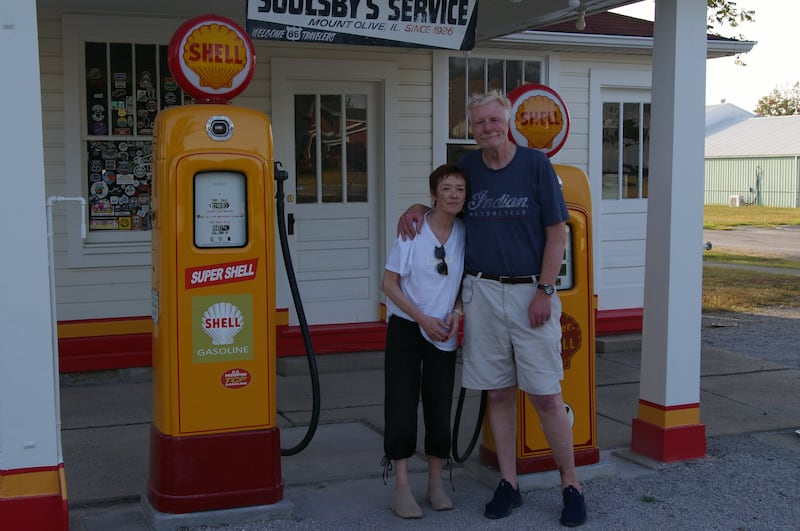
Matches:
[451,386,486,463]
[275,161,321,456]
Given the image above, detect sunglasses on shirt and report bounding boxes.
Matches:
[435,245,448,276]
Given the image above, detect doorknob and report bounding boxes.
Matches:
[287,213,295,235]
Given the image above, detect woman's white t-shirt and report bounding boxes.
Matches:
[384,212,465,351]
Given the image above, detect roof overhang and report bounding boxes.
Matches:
[39,0,641,41]
[37,0,754,59]
[474,0,640,42]
[484,30,755,59]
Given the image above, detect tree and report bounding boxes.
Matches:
[754,83,800,116]
[707,0,755,33]
[707,0,755,66]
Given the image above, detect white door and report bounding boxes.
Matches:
[275,80,382,325]
[597,88,651,311]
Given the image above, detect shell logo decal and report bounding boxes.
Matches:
[514,95,564,150]
[508,84,570,158]
[183,24,247,90]
[168,14,256,103]
[560,312,582,370]
[201,302,244,345]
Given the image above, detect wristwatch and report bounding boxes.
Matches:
[537,283,555,296]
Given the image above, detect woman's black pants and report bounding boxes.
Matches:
[383,315,456,460]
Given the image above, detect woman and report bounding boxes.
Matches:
[381,163,467,519]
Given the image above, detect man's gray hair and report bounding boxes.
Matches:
[468,89,511,121]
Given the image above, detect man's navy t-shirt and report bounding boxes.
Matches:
[457,147,569,277]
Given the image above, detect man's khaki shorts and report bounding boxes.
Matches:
[461,275,563,395]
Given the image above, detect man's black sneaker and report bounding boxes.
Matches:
[560,485,587,527]
[484,479,522,519]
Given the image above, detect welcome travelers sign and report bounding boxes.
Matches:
[246,0,477,50]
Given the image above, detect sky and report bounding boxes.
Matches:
[611,0,798,112]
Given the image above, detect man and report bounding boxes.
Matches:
[400,90,586,527]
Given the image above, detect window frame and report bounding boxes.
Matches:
[432,49,557,167]
[588,69,652,215]
[601,100,651,201]
[63,14,183,267]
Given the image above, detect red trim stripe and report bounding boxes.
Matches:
[638,399,701,411]
[56,308,643,372]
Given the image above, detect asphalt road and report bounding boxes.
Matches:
[703,225,800,260]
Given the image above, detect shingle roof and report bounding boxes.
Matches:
[705,115,800,157]
[538,12,741,41]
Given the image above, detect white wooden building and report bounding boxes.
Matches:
[2,1,754,523]
[21,3,752,370]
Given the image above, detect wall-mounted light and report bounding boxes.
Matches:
[576,8,586,31]
[568,0,581,8]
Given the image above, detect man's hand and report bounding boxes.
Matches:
[528,292,552,328]
[397,204,429,241]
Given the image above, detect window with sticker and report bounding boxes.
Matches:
[84,42,193,232]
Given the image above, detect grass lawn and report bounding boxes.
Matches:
[704,205,800,230]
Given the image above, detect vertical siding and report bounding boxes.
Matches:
[704,156,799,208]
[553,62,589,168]
[395,52,435,209]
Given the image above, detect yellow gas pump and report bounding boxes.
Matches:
[148,104,281,513]
[477,85,598,473]
[147,15,283,514]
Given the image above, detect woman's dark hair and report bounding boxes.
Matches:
[429,163,469,216]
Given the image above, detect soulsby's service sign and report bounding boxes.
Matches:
[246,0,477,50]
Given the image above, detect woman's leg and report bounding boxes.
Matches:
[420,344,457,510]
[384,316,423,463]
[384,317,425,518]
[420,344,457,461]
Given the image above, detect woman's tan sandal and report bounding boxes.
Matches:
[426,477,453,511]
[391,484,423,518]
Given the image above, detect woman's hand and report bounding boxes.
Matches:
[418,314,452,343]
[445,310,461,340]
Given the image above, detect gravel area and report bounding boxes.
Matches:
[183,307,800,531]
[703,307,800,370]
[190,429,800,530]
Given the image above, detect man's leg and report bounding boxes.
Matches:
[487,386,518,485]
[529,392,587,527]
[527,392,580,490]
[483,386,523,519]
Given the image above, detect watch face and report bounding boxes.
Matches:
[540,284,555,295]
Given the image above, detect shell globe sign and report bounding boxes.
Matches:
[168,15,256,103]
[508,83,570,158]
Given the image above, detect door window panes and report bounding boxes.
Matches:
[345,94,368,202]
[602,101,650,200]
[294,93,369,204]
[320,94,343,202]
